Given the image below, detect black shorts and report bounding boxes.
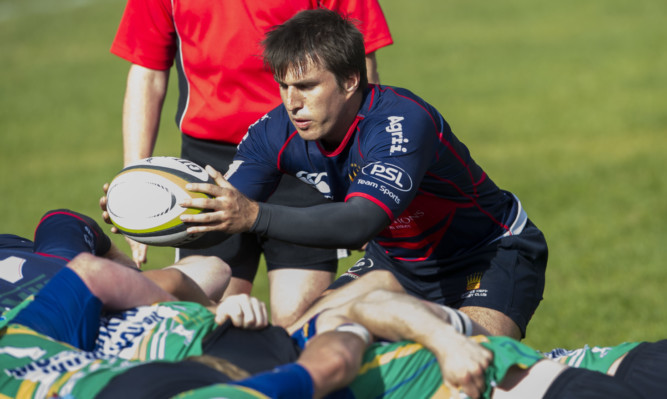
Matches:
[178,134,340,280]
[96,360,232,399]
[201,320,301,374]
[330,219,548,337]
[615,339,667,398]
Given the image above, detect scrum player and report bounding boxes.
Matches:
[181,8,548,340]
[0,208,228,310]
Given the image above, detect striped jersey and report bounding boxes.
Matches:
[228,85,519,266]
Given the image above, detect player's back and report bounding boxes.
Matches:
[0,236,66,311]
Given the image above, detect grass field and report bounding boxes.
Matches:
[1,0,665,352]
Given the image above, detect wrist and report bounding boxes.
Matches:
[335,322,372,346]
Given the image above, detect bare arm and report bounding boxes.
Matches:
[122,64,168,165]
[119,64,169,266]
[68,253,176,310]
[297,331,366,399]
[286,270,403,334]
[316,289,492,399]
[365,52,381,84]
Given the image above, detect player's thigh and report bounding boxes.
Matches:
[178,233,262,283]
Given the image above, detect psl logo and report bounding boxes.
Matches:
[386,116,409,155]
[361,162,413,192]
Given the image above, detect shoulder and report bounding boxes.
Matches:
[240,107,295,150]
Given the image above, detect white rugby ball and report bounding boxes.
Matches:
[106,156,214,247]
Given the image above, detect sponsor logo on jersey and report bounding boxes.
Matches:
[348,163,361,182]
[388,210,425,231]
[296,171,331,197]
[385,116,409,155]
[361,162,413,192]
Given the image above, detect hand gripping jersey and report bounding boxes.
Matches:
[228,85,523,266]
[292,319,545,399]
[110,0,393,144]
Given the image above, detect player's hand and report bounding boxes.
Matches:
[180,165,259,235]
[215,294,268,329]
[99,183,115,227]
[100,183,148,268]
[431,330,492,399]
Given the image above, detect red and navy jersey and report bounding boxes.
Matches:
[110,0,393,145]
[228,85,518,263]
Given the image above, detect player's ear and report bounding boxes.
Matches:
[343,72,360,95]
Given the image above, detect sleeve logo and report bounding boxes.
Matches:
[386,116,409,155]
[361,161,413,192]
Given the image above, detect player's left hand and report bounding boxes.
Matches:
[180,165,259,235]
[214,294,268,329]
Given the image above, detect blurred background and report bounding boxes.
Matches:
[1,0,665,351]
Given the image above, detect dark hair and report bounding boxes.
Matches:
[262,8,368,90]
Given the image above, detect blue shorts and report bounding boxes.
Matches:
[11,267,102,351]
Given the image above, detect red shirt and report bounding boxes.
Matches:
[111,0,393,145]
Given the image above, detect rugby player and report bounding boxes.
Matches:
[0,254,364,398]
[179,8,548,340]
[0,208,228,310]
[1,254,652,398]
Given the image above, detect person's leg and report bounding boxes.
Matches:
[261,174,342,327]
[459,306,522,340]
[165,255,232,303]
[268,268,334,327]
[33,209,113,262]
[457,220,547,339]
[178,136,261,300]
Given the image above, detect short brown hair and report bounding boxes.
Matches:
[262,8,368,90]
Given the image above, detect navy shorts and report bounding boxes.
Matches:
[178,134,340,281]
[331,219,547,337]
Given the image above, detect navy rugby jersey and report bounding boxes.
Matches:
[227,85,518,263]
[0,210,110,311]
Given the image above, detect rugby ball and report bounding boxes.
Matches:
[106,156,214,247]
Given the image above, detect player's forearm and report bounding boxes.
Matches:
[345,289,457,344]
[249,197,388,249]
[122,64,169,165]
[365,52,380,84]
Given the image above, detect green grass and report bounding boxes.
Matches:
[1,0,665,352]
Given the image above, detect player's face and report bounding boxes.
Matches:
[277,60,360,148]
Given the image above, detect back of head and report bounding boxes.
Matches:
[262,8,368,90]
